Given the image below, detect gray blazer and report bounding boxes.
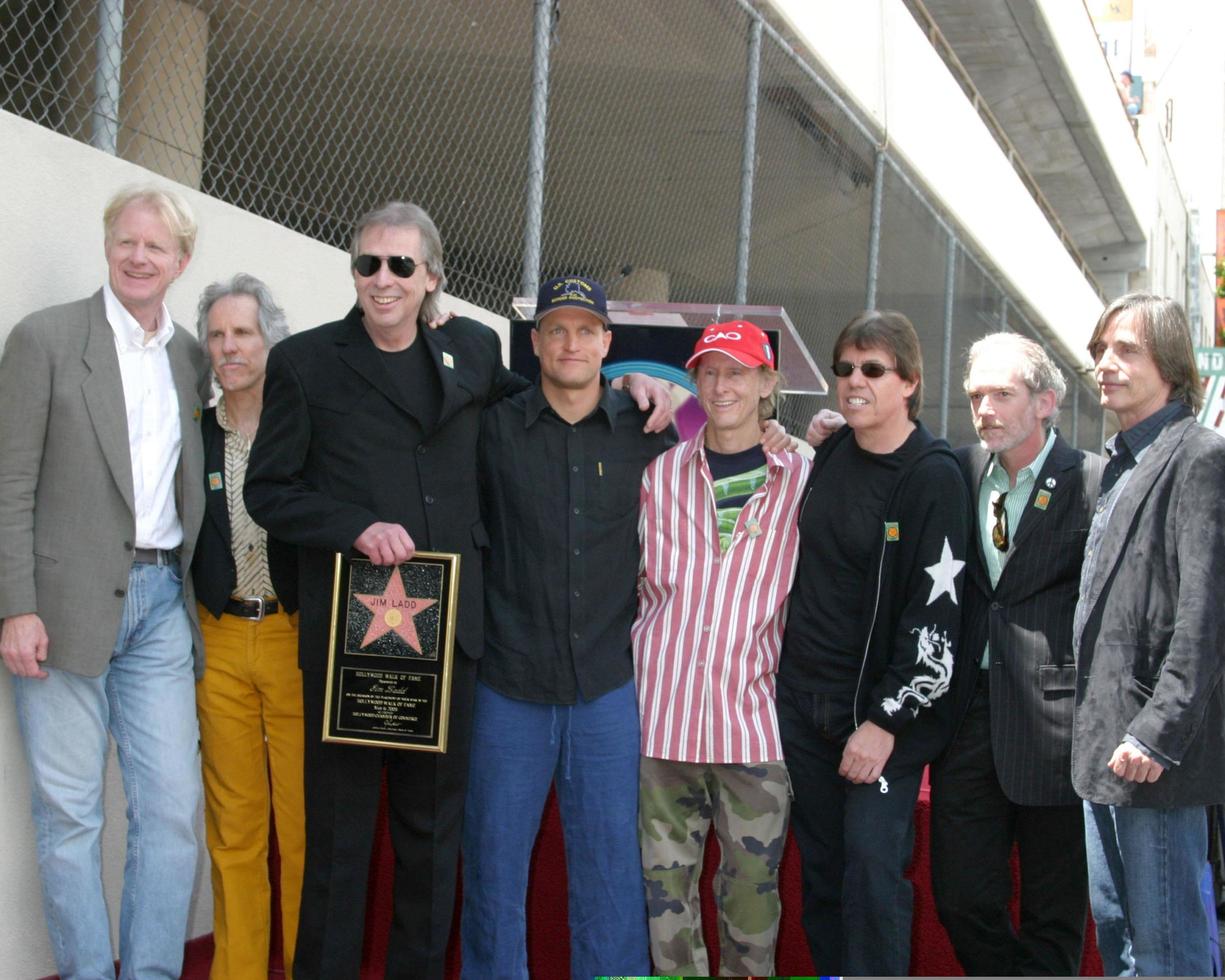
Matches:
[1072,414,1225,807]
[0,290,207,677]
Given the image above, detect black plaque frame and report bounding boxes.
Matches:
[323,551,460,752]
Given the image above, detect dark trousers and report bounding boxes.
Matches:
[930,674,1087,976]
[294,655,477,980]
[777,679,924,977]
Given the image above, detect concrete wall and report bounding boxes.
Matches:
[0,107,505,979]
[768,0,1106,368]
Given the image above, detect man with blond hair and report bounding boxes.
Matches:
[0,185,207,978]
[634,321,808,976]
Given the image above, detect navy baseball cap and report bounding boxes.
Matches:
[534,276,610,326]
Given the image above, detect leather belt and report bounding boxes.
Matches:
[224,596,279,620]
[132,547,180,567]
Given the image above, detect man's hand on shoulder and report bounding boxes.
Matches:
[0,613,50,679]
[615,373,673,433]
[1108,740,1165,783]
[760,419,798,454]
[806,409,846,447]
[839,720,895,785]
[354,523,416,565]
[425,311,457,330]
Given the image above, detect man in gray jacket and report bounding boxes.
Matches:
[0,185,207,979]
[1073,292,1225,976]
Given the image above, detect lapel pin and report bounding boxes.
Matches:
[1034,489,1051,510]
[193,405,202,422]
[884,521,900,543]
[1045,477,1056,489]
[442,352,455,369]
[208,472,223,491]
[746,518,762,538]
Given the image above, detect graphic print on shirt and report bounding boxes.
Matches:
[882,535,962,717]
[923,537,965,606]
[882,624,953,717]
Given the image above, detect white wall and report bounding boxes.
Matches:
[767,0,1107,369]
[0,108,506,979]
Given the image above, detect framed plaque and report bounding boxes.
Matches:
[323,551,460,752]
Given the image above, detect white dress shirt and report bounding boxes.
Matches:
[103,283,183,550]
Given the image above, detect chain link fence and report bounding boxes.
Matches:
[2,0,1105,447]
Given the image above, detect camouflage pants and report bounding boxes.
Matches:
[639,757,790,976]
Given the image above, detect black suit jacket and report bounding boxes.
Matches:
[244,309,525,672]
[192,405,298,618]
[950,435,1104,806]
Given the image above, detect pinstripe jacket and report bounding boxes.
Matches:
[949,435,1104,806]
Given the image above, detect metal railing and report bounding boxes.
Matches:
[1,0,1106,446]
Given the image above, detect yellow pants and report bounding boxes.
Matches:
[197,604,305,980]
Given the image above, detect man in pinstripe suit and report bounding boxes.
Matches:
[930,332,1103,975]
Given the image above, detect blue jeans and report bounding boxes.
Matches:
[13,563,200,980]
[777,679,924,977]
[1084,800,1211,976]
[461,679,649,980]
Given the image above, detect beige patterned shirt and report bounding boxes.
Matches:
[217,397,275,599]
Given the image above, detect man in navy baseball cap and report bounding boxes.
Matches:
[462,269,673,979]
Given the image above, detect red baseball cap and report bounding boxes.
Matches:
[684,319,775,370]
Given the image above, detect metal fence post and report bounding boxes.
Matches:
[864,148,886,310]
[1070,381,1079,447]
[520,0,556,301]
[734,16,762,305]
[91,0,123,154]
[940,231,956,438]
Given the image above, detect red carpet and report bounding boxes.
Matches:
[56,776,1102,978]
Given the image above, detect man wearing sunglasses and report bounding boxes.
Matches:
[778,310,970,976]
[929,332,1103,976]
[244,203,670,980]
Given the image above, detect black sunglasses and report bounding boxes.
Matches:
[352,254,421,279]
[831,360,898,379]
[991,490,1009,552]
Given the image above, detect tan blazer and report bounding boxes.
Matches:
[0,290,207,676]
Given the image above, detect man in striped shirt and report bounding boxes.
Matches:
[633,321,810,976]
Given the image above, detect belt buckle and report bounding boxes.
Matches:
[243,595,266,621]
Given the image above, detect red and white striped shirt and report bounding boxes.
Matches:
[632,430,810,763]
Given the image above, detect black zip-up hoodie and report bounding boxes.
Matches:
[789,421,972,773]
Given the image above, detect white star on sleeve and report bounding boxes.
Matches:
[924,537,965,606]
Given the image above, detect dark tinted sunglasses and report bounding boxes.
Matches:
[831,359,898,379]
[353,254,421,279]
[991,490,1009,552]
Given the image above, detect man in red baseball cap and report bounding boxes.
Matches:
[634,320,809,976]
